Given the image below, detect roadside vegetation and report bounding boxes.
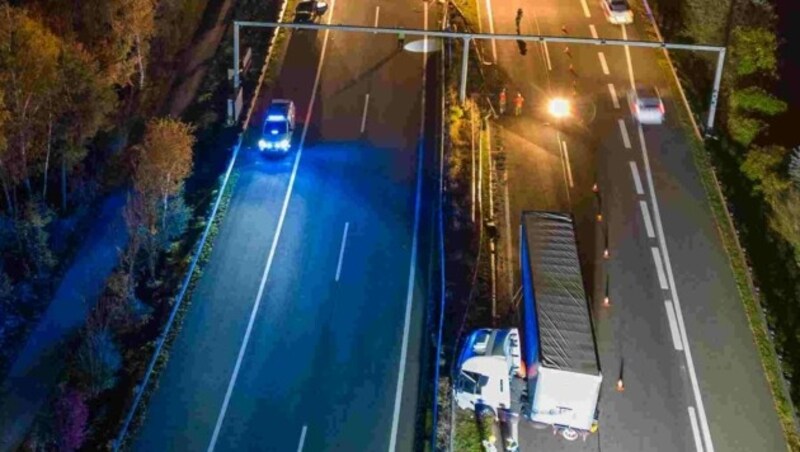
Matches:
[0,0,295,449]
[645,0,800,447]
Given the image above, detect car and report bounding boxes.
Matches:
[258,99,296,153]
[601,0,633,25]
[628,86,665,125]
[293,0,328,23]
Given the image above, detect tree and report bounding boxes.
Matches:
[54,388,88,452]
[113,0,157,88]
[0,90,11,212]
[14,201,56,279]
[75,325,122,397]
[730,86,788,116]
[770,189,800,266]
[727,112,766,147]
[788,147,800,188]
[741,145,790,200]
[52,41,116,210]
[730,26,778,77]
[133,118,195,278]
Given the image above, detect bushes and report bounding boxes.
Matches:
[74,326,123,398]
[54,389,89,451]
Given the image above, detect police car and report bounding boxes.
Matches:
[601,0,633,25]
[258,99,296,153]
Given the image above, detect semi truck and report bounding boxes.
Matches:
[455,211,602,441]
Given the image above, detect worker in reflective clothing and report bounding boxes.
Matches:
[499,88,507,115]
[514,92,524,116]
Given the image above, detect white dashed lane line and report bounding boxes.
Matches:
[651,246,669,290]
[629,160,644,194]
[618,119,631,149]
[665,301,685,351]
[688,407,705,452]
[580,0,591,17]
[639,200,656,239]
[608,83,620,109]
[598,52,610,75]
[360,94,370,134]
[296,425,308,452]
[589,24,598,39]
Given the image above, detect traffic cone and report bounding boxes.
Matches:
[562,25,568,34]
[596,212,603,222]
[603,275,610,306]
[592,182,599,193]
[616,359,625,392]
[616,378,625,392]
[564,46,571,57]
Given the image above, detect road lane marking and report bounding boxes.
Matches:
[556,131,572,204]
[688,407,705,452]
[335,222,350,281]
[639,200,655,238]
[624,19,714,452]
[580,0,591,17]
[484,0,498,62]
[629,161,643,194]
[207,0,338,449]
[297,425,308,452]
[360,93,370,134]
[651,246,668,290]
[389,5,428,451]
[638,121,714,452]
[542,42,552,71]
[598,52,610,75]
[608,83,620,109]
[374,6,380,31]
[504,175,514,299]
[621,25,635,91]
[665,301,684,351]
[562,140,574,188]
[618,119,631,149]
[589,24,598,39]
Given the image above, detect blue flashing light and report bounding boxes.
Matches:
[267,114,286,121]
[271,129,279,135]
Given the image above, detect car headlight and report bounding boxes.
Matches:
[277,139,290,150]
[258,139,268,150]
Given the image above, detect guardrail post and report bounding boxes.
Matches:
[460,36,471,103]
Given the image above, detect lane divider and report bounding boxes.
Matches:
[665,301,685,351]
[688,406,705,452]
[360,93,370,134]
[589,24,598,39]
[639,200,655,239]
[608,83,620,109]
[335,222,350,282]
[618,119,631,149]
[598,52,610,75]
[651,246,669,290]
[296,425,308,452]
[629,161,644,195]
[580,0,592,18]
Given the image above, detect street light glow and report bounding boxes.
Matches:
[548,97,570,118]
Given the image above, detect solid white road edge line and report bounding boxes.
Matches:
[335,222,350,281]
[580,0,591,17]
[374,6,380,31]
[296,425,308,452]
[388,5,428,451]
[629,160,644,194]
[639,200,655,239]
[608,83,620,109]
[651,246,669,290]
[360,93,370,134]
[688,406,705,452]
[626,20,714,452]
[665,301,685,350]
[621,25,635,91]
[562,140,574,188]
[598,52,610,75]
[589,24,598,39]
[206,1,337,449]
[484,0,498,62]
[618,119,631,149]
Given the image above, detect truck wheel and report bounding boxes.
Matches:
[561,428,579,441]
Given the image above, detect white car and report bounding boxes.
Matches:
[601,0,633,25]
[628,86,665,125]
[258,99,296,153]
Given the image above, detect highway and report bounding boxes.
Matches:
[134,1,439,450]
[477,0,787,450]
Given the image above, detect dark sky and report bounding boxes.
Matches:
[772,0,798,147]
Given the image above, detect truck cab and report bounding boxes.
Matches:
[454,329,522,417]
[258,99,296,153]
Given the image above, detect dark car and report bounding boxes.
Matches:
[294,0,328,23]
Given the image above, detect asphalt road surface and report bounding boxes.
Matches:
[476,0,787,450]
[134,1,440,450]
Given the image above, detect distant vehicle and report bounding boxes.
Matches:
[601,0,633,24]
[454,212,602,442]
[293,0,328,23]
[258,99,296,153]
[628,86,665,124]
